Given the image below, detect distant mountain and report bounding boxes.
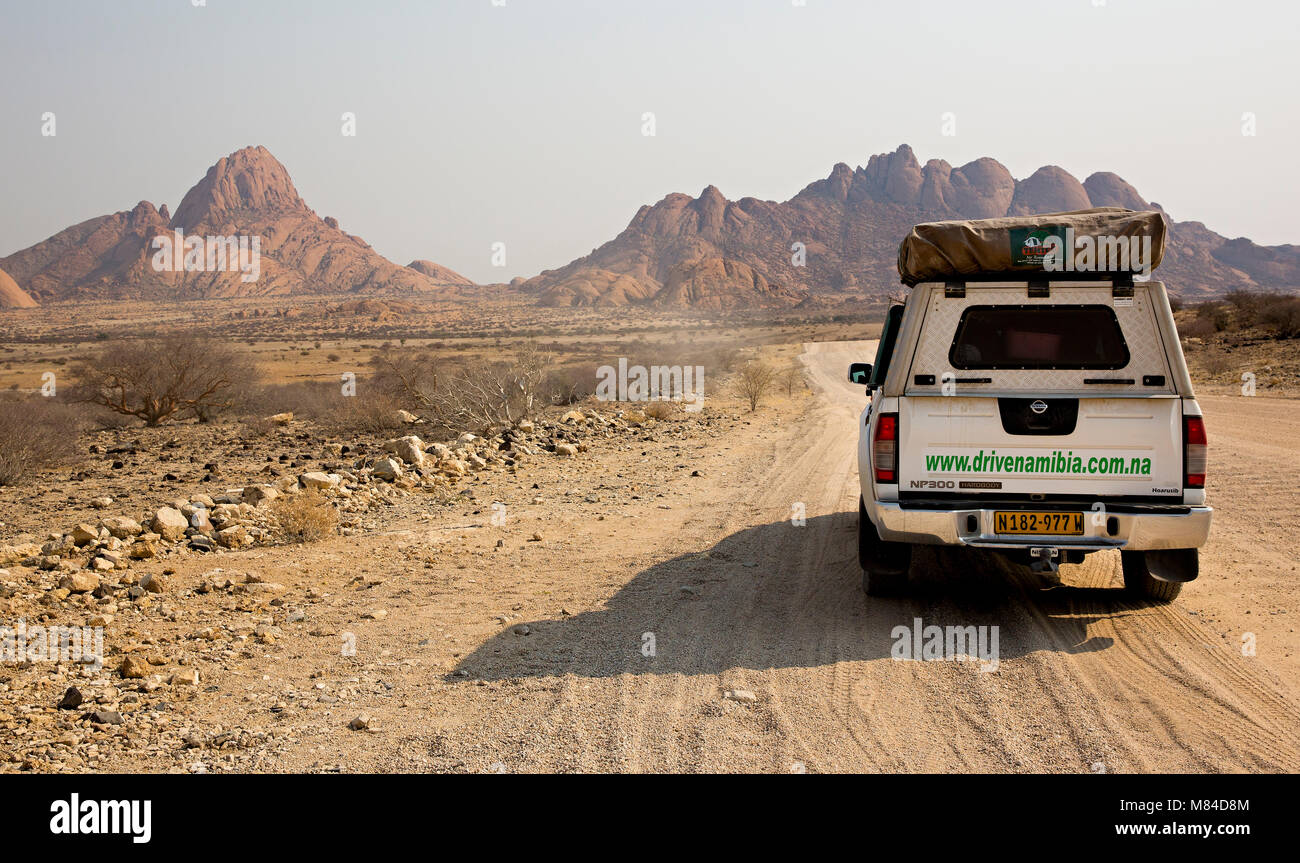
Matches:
[0,146,472,302]
[0,266,37,308]
[521,144,1300,307]
[406,259,474,286]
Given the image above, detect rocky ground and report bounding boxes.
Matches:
[0,397,760,772]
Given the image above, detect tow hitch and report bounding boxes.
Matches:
[1029,546,1059,574]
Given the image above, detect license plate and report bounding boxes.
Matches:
[994,511,1084,536]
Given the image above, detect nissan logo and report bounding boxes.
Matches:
[1030,400,1049,414]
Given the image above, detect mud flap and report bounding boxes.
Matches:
[1141,548,1200,583]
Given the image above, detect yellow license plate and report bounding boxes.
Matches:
[994,511,1084,536]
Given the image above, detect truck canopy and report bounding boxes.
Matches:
[897,208,1167,286]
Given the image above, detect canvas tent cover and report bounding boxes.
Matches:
[896,207,1167,286]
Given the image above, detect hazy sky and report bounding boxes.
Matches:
[1,0,1296,284]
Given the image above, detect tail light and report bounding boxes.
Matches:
[1184,415,1207,489]
[874,412,898,484]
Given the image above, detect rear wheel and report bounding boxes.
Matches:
[1122,549,1198,602]
[859,497,912,595]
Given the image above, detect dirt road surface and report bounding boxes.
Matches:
[314,340,1300,773]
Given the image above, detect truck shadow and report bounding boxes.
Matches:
[450,513,1164,683]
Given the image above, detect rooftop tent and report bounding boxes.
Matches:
[896,207,1167,286]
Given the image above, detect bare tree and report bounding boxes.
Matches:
[371,341,553,432]
[781,363,804,397]
[75,334,260,426]
[735,360,776,412]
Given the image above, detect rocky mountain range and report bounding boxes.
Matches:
[0,146,472,305]
[4,142,1297,311]
[522,144,1300,308]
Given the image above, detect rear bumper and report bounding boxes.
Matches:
[868,500,1212,551]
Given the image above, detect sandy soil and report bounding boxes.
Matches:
[4,340,1297,773]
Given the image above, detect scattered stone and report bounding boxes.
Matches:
[371,458,403,482]
[71,524,100,546]
[349,714,372,731]
[724,689,757,703]
[140,573,170,594]
[170,669,200,686]
[151,507,188,541]
[59,571,100,594]
[300,471,339,491]
[102,516,143,539]
[120,655,150,679]
[57,687,83,710]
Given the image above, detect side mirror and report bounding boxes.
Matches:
[848,362,872,385]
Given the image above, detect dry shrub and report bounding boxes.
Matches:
[734,360,776,412]
[368,341,553,433]
[270,490,339,544]
[1202,350,1232,377]
[1263,297,1300,338]
[0,398,83,486]
[643,400,677,420]
[1177,316,1216,339]
[246,379,404,436]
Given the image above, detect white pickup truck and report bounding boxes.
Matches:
[852,214,1211,601]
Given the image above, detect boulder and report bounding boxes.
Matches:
[140,573,170,594]
[242,485,280,507]
[59,572,100,593]
[372,458,403,482]
[151,507,188,541]
[217,525,250,549]
[300,471,339,491]
[383,436,426,467]
[102,516,143,539]
[71,524,100,546]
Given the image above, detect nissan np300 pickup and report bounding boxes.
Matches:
[851,209,1210,601]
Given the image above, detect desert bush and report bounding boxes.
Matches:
[643,400,677,420]
[1262,297,1300,338]
[544,363,598,406]
[369,341,553,432]
[1195,301,1231,332]
[74,333,260,426]
[1202,350,1232,377]
[246,379,404,436]
[0,398,83,486]
[734,360,776,412]
[269,490,338,543]
[781,364,804,397]
[1177,316,1216,339]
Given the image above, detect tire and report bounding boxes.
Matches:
[1121,549,1195,602]
[859,497,911,596]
